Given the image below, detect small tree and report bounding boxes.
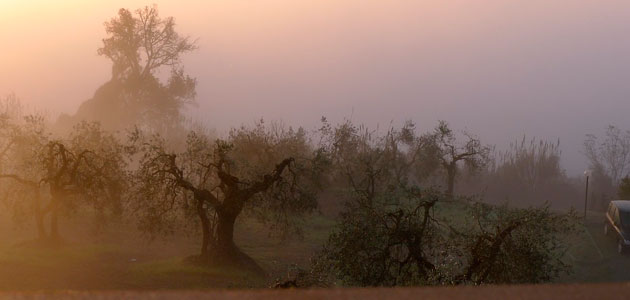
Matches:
[431,121,490,198]
[316,120,445,286]
[455,203,577,284]
[584,125,630,186]
[129,122,322,270]
[0,120,126,242]
[322,187,443,286]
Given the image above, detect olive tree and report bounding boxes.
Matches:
[315,119,447,285]
[452,203,577,284]
[315,120,577,287]
[431,121,490,198]
[128,121,322,270]
[0,119,127,242]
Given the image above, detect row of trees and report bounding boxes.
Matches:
[294,120,577,287]
[0,94,579,285]
[0,5,584,287]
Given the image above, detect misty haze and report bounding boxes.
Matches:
[1,0,630,298]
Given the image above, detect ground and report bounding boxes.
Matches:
[561,211,630,283]
[0,206,627,290]
[0,214,333,290]
[2,283,630,299]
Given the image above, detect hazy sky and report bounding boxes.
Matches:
[2,0,630,175]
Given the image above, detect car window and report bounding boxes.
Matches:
[615,209,621,225]
[620,211,630,228]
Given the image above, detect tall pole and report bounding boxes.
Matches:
[584,175,589,219]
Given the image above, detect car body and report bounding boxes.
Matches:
[604,200,630,254]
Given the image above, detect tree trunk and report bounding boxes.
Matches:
[211,208,265,275]
[215,211,237,259]
[446,164,456,199]
[196,199,211,257]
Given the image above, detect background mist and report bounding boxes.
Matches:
[2,0,630,175]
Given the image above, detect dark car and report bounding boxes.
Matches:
[604,200,630,253]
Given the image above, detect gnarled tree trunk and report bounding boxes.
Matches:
[196,199,212,257]
[215,210,237,258]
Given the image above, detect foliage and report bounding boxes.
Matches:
[98,5,197,81]
[429,121,490,197]
[619,177,630,200]
[322,187,443,286]
[480,136,578,208]
[128,121,323,268]
[453,203,578,284]
[494,137,563,192]
[314,120,577,287]
[0,104,127,240]
[64,5,197,136]
[584,125,630,186]
[320,190,577,287]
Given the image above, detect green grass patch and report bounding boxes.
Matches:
[127,258,261,289]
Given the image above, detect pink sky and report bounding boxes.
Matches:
[2,0,630,175]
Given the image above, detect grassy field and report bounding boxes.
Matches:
[0,206,628,290]
[560,212,630,283]
[0,213,335,290]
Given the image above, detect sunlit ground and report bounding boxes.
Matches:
[0,212,334,290]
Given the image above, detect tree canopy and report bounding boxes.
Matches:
[59,5,197,136]
[127,121,323,271]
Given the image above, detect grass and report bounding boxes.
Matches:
[0,206,627,290]
[0,212,337,290]
[128,258,260,289]
[559,213,630,283]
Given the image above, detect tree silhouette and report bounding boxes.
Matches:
[432,121,490,198]
[61,5,197,136]
[129,122,321,271]
[0,119,126,242]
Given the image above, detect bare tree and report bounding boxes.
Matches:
[584,125,630,186]
[431,121,490,198]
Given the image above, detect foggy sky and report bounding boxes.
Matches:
[2,0,630,176]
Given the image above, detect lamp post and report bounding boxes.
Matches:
[584,170,592,220]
